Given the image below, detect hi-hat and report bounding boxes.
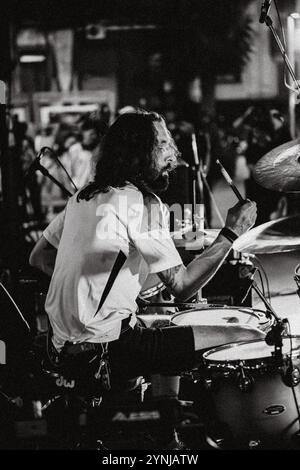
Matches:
[253,139,300,192]
[233,215,300,254]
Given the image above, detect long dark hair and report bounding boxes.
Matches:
[77,110,177,201]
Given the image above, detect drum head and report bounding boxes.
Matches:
[172,306,261,327]
[203,336,300,363]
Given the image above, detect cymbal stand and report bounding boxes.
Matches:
[191,133,205,231]
[191,133,206,300]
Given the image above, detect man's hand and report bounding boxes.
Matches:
[225,200,257,237]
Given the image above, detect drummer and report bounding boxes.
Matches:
[29,110,264,447]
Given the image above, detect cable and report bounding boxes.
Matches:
[0,282,30,331]
[257,268,266,299]
[253,255,271,302]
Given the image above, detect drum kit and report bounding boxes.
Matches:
[0,136,299,450]
[137,138,300,449]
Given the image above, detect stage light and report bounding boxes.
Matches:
[19,54,46,63]
[16,28,48,64]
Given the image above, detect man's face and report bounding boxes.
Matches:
[145,121,178,193]
[82,128,99,150]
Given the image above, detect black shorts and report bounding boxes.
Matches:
[108,323,195,384]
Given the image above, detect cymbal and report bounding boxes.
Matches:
[253,138,300,192]
[233,215,300,254]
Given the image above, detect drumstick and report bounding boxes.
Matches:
[216,159,246,203]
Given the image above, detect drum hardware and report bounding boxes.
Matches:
[278,341,300,389]
[236,262,290,369]
[236,362,254,393]
[294,263,300,299]
[139,301,207,309]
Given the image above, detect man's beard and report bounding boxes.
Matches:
[141,167,171,194]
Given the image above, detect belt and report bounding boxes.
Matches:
[120,315,132,334]
[60,316,133,357]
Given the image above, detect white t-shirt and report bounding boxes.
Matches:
[43,183,182,351]
[68,142,93,189]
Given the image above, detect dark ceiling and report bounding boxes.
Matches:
[5,0,293,30]
[9,0,174,28]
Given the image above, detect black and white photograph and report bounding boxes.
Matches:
[0,0,300,458]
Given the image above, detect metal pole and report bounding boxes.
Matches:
[287,15,297,139]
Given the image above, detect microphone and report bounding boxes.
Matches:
[24,147,53,178]
[259,0,272,24]
[24,151,43,178]
[265,320,287,346]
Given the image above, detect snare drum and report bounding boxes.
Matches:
[202,337,300,449]
[172,306,273,332]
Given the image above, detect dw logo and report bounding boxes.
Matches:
[55,375,75,389]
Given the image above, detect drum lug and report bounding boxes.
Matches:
[237,362,254,392]
[248,439,261,450]
[204,378,213,390]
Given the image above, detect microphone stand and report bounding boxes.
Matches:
[198,162,225,228]
[261,14,300,99]
[250,276,288,367]
[35,162,73,199]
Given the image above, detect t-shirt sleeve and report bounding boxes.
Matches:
[127,195,183,274]
[42,209,66,249]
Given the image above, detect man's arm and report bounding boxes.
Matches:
[157,200,257,300]
[29,236,57,277]
[157,234,232,300]
[29,208,66,276]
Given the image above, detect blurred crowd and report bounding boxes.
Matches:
[4,99,296,230]
[162,103,294,229]
[12,105,110,222]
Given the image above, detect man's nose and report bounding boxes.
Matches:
[167,153,177,165]
[166,150,177,161]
